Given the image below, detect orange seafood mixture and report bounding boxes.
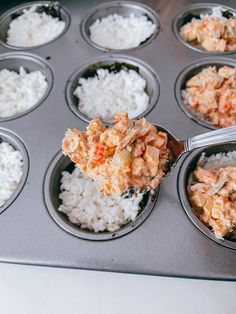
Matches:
[62,112,170,196]
[181,65,236,128]
[188,165,236,239]
[180,15,236,52]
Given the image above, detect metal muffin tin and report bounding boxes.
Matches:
[0,128,29,214]
[66,55,160,124]
[175,58,236,130]
[0,0,236,280]
[0,1,71,50]
[172,3,236,55]
[0,52,53,121]
[81,1,160,52]
[178,143,236,251]
[44,152,158,241]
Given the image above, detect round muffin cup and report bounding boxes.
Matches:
[175,58,236,130]
[0,128,29,215]
[43,151,159,241]
[80,1,159,52]
[178,143,236,251]
[0,52,53,122]
[66,55,160,125]
[0,1,70,50]
[172,3,236,55]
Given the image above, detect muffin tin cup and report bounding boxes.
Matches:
[80,1,160,52]
[0,128,29,215]
[43,151,159,241]
[0,1,71,50]
[0,52,53,122]
[66,54,160,125]
[1,0,236,280]
[178,143,236,251]
[172,3,236,55]
[175,58,236,130]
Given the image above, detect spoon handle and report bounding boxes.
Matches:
[185,125,236,151]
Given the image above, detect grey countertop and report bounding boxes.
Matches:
[0,263,236,314]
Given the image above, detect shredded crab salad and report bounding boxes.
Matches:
[180,7,236,52]
[181,65,236,128]
[62,112,170,196]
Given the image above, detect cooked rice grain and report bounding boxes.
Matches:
[74,68,149,122]
[0,67,48,118]
[58,167,144,233]
[0,141,23,207]
[7,5,65,47]
[89,13,156,50]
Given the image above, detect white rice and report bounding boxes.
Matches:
[197,151,236,169]
[0,67,48,118]
[0,141,23,207]
[74,68,149,122]
[58,166,144,233]
[7,4,65,47]
[89,13,157,50]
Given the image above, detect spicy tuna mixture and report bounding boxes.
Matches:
[188,161,236,240]
[181,65,236,128]
[180,8,236,52]
[62,112,170,196]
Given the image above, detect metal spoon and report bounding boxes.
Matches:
[156,124,236,177]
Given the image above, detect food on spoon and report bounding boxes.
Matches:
[188,151,236,240]
[180,6,236,52]
[181,65,236,128]
[62,112,170,196]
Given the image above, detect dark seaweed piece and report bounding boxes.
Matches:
[11,12,22,20]
[36,2,62,20]
[81,62,140,80]
[121,187,137,199]
[222,10,234,19]
[138,192,149,210]
[181,13,201,26]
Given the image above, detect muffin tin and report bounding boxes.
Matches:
[44,152,157,240]
[66,55,160,124]
[0,52,53,121]
[0,1,71,50]
[175,58,236,129]
[0,0,236,280]
[178,143,236,251]
[81,1,159,52]
[172,3,236,55]
[0,128,29,214]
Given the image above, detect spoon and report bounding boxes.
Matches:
[156,124,236,178]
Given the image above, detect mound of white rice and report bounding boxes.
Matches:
[58,166,144,233]
[7,5,65,47]
[0,66,48,118]
[74,68,149,122]
[0,141,23,207]
[89,13,157,50]
[197,151,236,169]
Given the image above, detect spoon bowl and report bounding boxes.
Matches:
[155,124,236,178]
